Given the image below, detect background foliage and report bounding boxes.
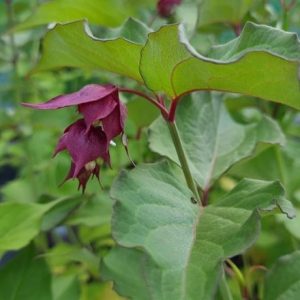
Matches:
[1,0,300,299]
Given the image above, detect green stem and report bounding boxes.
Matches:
[167,122,202,205]
[227,259,250,299]
[220,269,234,300]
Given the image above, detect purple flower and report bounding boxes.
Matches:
[23,84,126,139]
[55,119,109,192]
[157,0,182,17]
[22,84,127,192]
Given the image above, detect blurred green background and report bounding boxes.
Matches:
[1,0,300,299]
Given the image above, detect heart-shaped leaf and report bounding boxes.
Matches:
[102,160,294,300]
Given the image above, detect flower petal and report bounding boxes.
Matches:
[22,84,117,109]
[102,101,127,141]
[53,119,109,176]
[61,162,101,193]
[78,90,118,131]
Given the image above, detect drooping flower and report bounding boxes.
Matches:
[157,0,182,17]
[54,119,109,192]
[22,84,127,192]
[23,84,127,140]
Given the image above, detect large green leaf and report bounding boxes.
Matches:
[140,22,300,109]
[102,161,294,300]
[0,245,52,300]
[15,0,155,30]
[264,251,300,300]
[149,93,284,189]
[32,18,151,81]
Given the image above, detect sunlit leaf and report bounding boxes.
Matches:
[140,22,300,109]
[32,19,151,82]
[0,198,77,251]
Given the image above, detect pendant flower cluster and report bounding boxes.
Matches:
[23,84,126,192]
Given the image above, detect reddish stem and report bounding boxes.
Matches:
[233,23,242,36]
[202,187,210,206]
[168,97,180,122]
[119,87,169,118]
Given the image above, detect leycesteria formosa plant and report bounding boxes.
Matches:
[21,1,300,299]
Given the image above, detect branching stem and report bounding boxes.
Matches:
[119,88,169,118]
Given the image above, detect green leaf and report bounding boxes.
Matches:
[41,195,83,231]
[0,198,76,251]
[46,244,100,277]
[0,245,52,300]
[15,0,154,30]
[0,202,50,251]
[264,251,300,300]
[149,93,284,189]
[229,140,300,200]
[140,24,191,96]
[102,247,159,299]
[198,0,255,27]
[32,19,149,81]
[140,22,300,109]
[102,161,294,300]
[126,98,159,128]
[67,194,112,227]
[52,275,80,300]
[105,17,153,44]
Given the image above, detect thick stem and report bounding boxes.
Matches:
[220,269,234,300]
[167,122,202,205]
[168,97,179,122]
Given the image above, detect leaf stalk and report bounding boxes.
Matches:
[167,121,202,205]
